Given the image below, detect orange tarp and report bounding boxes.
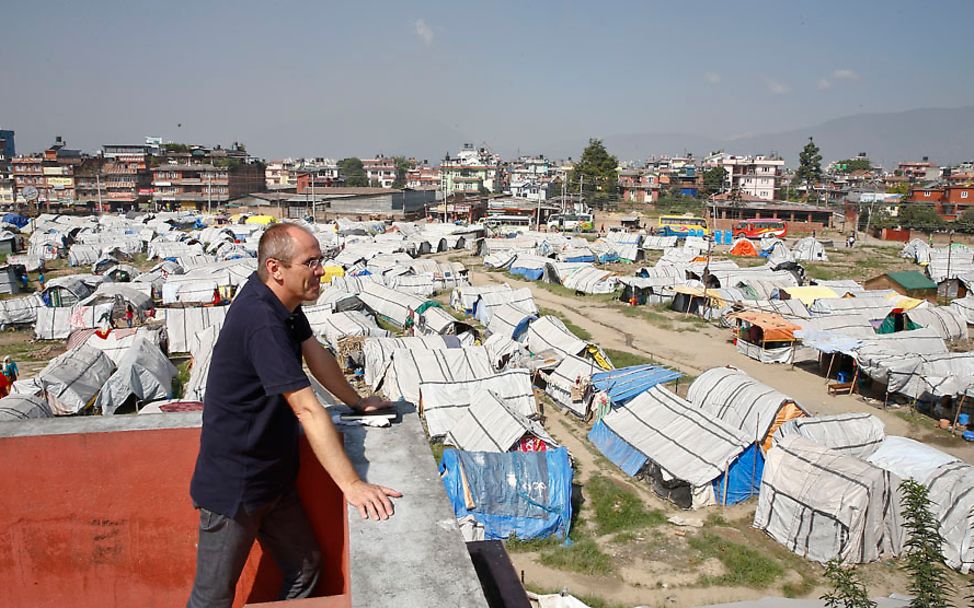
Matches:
[762,401,806,452]
[728,311,801,342]
[730,239,758,256]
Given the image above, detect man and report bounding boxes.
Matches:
[187,223,401,608]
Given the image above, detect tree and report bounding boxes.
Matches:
[895,204,944,232]
[821,558,877,608]
[834,158,873,173]
[899,479,952,608]
[567,138,619,204]
[793,137,823,202]
[702,166,728,196]
[392,156,413,189]
[337,157,368,187]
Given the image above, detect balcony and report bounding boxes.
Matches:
[0,404,490,607]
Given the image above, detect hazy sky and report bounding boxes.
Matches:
[3,0,973,161]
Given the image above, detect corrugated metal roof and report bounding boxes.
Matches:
[885,270,936,291]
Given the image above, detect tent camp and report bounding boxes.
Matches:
[451,284,512,314]
[523,315,612,369]
[0,394,53,421]
[876,306,968,342]
[560,265,617,295]
[544,354,602,417]
[772,413,885,458]
[444,389,555,453]
[37,345,116,415]
[439,447,573,541]
[616,276,675,307]
[754,435,903,564]
[482,333,523,370]
[866,436,974,572]
[473,287,537,326]
[589,386,763,509]
[362,335,460,388]
[312,311,390,353]
[950,295,974,325]
[589,364,682,406]
[184,325,219,402]
[419,368,537,438]
[686,366,807,451]
[95,337,177,415]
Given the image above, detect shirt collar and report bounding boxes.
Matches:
[247,272,294,321]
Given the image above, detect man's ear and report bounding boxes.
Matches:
[265,258,283,281]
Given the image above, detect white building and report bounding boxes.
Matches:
[707,152,784,201]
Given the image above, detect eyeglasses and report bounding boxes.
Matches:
[298,257,325,269]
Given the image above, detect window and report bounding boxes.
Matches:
[962,191,969,199]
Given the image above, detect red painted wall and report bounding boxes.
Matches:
[0,426,348,608]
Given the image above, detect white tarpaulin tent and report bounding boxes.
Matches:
[772,413,885,458]
[545,354,600,417]
[96,337,177,415]
[485,303,536,340]
[524,316,587,359]
[358,281,425,328]
[451,284,511,313]
[594,385,754,509]
[561,265,617,294]
[754,435,903,564]
[419,368,537,438]
[854,328,948,385]
[164,306,229,353]
[0,394,53,421]
[903,306,968,341]
[0,294,44,327]
[35,303,114,340]
[444,389,554,453]
[312,311,390,352]
[362,335,460,389]
[883,351,974,399]
[792,237,828,262]
[950,295,974,325]
[38,345,116,415]
[482,333,523,370]
[473,287,537,326]
[686,366,807,451]
[866,436,973,573]
[377,346,493,403]
[185,325,219,402]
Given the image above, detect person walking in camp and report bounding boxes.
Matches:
[187,223,401,608]
[3,356,18,383]
[124,304,135,328]
[37,272,45,291]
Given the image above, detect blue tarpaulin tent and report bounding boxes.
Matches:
[591,364,682,405]
[2,213,28,228]
[439,447,573,540]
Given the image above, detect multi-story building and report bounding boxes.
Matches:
[705,152,783,201]
[897,158,940,183]
[75,154,153,211]
[406,165,440,189]
[265,159,298,189]
[152,162,264,211]
[618,170,660,204]
[11,137,84,206]
[0,130,13,205]
[440,145,502,195]
[906,185,974,220]
[295,159,342,194]
[362,156,398,188]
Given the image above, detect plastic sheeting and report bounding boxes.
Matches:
[377,346,493,403]
[474,288,537,326]
[164,306,229,353]
[754,435,903,564]
[590,364,682,405]
[524,316,586,360]
[773,413,885,458]
[420,369,537,438]
[687,366,807,451]
[485,303,536,341]
[0,394,53,421]
[96,337,177,415]
[439,447,573,541]
[38,345,116,415]
[362,335,459,389]
[312,311,390,352]
[444,390,555,453]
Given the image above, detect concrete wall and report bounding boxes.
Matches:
[0,415,348,608]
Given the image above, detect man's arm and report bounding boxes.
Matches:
[301,337,391,412]
[284,385,401,519]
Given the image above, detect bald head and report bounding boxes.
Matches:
[257,223,316,281]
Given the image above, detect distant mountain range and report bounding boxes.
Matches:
[545,106,974,168]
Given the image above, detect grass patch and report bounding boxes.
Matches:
[375,316,402,335]
[537,536,615,576]
[704,512,728,527]
[505,536,560,553]
[619,304,675,330]
[782,576,817,598]
[688,531,785,588]
[586,475,666,535]
[537,307,593,341]
[428,441,445,464]
[602,347,655,368]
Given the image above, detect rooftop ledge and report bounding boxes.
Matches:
[0,403,489,608]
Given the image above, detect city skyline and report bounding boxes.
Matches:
[3,1,974,162]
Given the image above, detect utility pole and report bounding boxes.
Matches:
[311,166,316,222]
[96,172,103,214]
[206,170,212,214]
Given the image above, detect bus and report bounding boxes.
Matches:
[657,214,709,237]
[546,212,594,232]
[733,218,787,239]
[483,215,533,231]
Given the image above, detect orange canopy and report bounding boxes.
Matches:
[730,239,758,256]
[728,311,801,342]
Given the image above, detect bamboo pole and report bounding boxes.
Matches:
[824,352,836,385]
[951,394,967,437]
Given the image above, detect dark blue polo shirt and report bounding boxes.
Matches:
[190,272,313,517]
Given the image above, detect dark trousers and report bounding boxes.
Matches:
[187,488,322,608]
